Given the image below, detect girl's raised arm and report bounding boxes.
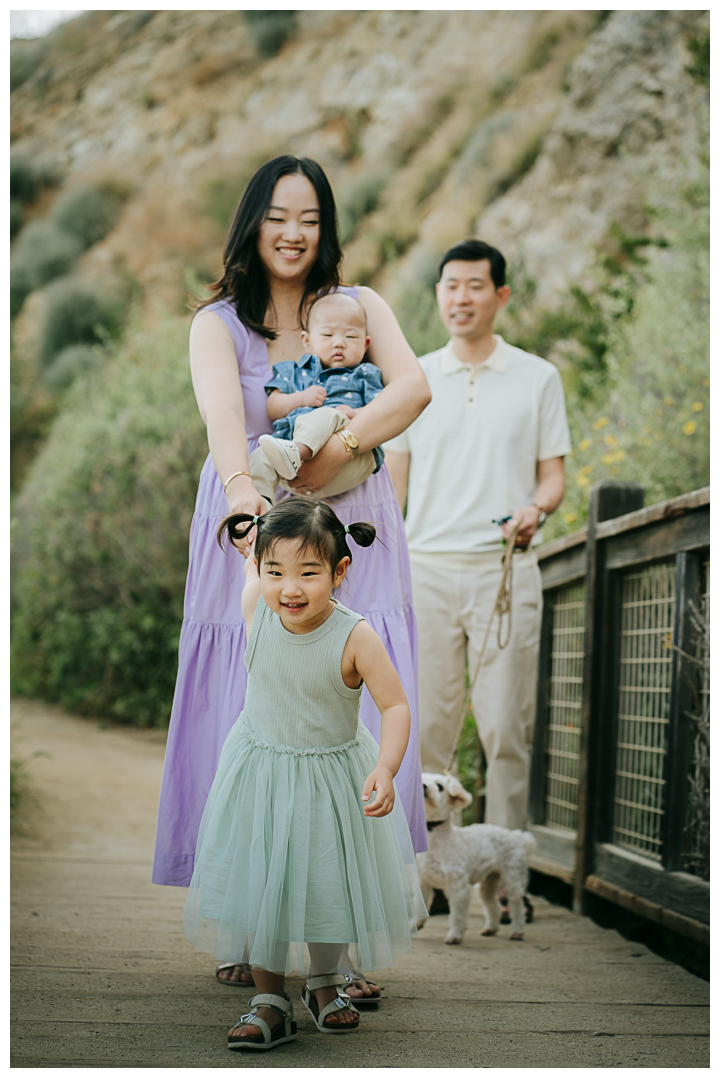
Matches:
[241,554,262,635]
[344,622,411,818]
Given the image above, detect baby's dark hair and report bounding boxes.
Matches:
[217,495,376,570]
[305,290,367,332]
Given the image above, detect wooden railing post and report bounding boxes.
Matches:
[573,480,644,913]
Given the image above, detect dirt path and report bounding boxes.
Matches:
[11,699,709,1069]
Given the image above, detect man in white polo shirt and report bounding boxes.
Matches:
[385,238,570,834]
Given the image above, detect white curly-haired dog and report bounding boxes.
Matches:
[416,772,536,944]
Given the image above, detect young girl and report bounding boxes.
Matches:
[183,497,425,1052]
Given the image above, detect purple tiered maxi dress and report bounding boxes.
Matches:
[152,293,427,887]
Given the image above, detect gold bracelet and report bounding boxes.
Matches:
[223,470,252,493]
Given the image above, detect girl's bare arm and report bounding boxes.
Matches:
[343,621,411,817]
[241,555,261,635]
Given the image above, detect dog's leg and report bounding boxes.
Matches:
[444,879,472,945]
[417,880,435,929]
[505,889,526,940]
[479,870,502,936]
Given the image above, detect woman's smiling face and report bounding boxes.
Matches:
[257,173,320,285]
[258,538,349,634]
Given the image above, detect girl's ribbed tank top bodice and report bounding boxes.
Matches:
[242,597,365,752]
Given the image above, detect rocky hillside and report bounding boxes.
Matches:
[10,8,708,323]
[10,10,709,728]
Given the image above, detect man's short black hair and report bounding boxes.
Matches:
[438,239,507,289]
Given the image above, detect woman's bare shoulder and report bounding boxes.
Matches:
[355,285,389,311]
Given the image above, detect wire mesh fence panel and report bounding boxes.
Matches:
[612,562,675,859]
[544,583,585,831]
[683,557,710,878]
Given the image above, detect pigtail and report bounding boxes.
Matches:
[217,512,260,550]
[345,521,376,548]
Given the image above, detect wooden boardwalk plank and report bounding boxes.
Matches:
[11,700,709,1069]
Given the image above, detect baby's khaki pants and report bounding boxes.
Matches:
[250,406,376,503]
[411,550,543,831]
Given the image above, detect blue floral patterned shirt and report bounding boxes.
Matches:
[264,354,385,471]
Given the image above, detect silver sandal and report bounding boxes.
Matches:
[301,974,360,1034]
[344,970,382,1005]
[227,993,297,1051]
[216,961,255,987]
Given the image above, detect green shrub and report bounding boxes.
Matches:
[10,262,35,318]
[10,221,83,312]
[10,198,23,239]
[392,276,447,359]
[243,10,298,58]
[38,277,124,366]
[51,185,122,250]
[337,173,388,244]
[685,29,710,86]
[10,152,41,203]
[43,343,104,391]
[11,316,208,727]
[506,178,710,539]
[10,39,47,92]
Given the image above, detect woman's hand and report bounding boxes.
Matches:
[226,476,269,556]
[286,432,349,494]
[361,766,395,817]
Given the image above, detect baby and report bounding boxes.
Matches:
[250,292,385,503]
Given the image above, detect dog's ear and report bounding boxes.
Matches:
[445,774,473,808]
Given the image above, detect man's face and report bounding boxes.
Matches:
[435,259,510,340]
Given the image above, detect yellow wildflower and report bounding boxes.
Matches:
[614,449,625,462]
[692,401,704,412]
[577,474,590,488]
[604,434,617,446]
[593,417,608,430]
[564,513,577,524]
[602,453,615,465]
[683,420,697,435]
[663,396,674,406]
[579,438,591,451]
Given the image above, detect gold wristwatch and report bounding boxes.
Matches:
[336,429,360,459]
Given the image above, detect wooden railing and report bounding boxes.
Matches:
[528,483,710,944]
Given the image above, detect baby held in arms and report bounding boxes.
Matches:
[250,292,385,503]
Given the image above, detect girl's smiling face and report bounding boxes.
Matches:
[258,538,349,634]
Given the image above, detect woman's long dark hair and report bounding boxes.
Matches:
[217,496,376,570]
[198,155,342,339]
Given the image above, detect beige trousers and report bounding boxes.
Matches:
[249,406,376,504]
[411,552,543,831]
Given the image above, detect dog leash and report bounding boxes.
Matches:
[442,520,521,777]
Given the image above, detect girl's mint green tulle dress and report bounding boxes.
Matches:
[183,597,426,975]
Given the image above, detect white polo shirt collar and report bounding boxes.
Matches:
[440,334,509,376]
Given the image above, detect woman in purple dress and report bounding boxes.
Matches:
[152,155,430,995]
